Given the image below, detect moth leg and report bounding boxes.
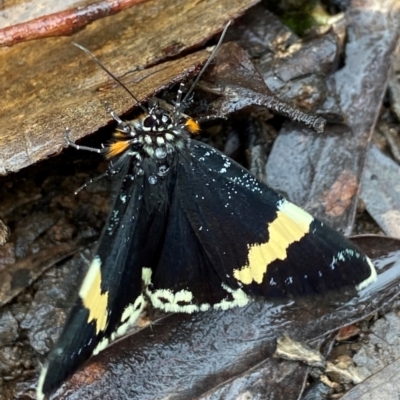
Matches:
[197,113,227,124]
[104,101,131,133]
[63,128,116,194]
[72,170,110,195]
[64,127,105,154]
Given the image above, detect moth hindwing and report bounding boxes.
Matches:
[37,28,377,399]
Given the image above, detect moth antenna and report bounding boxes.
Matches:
[181,20,231,108]
[73,42,148,114]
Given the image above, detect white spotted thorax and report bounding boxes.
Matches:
[105,95,199,187]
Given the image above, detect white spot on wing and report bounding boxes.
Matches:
[111,295,146,340]
[142,267,152,286]
[147,287,208,313]
[143,269,251,314]
[36,362,49,400]
[356,257,378,290]
[213,284,251,310]
[93,337,109,356]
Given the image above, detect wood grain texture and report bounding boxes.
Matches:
[0,0,259,174]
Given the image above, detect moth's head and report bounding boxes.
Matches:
[105,103,197,163]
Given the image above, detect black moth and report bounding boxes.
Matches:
[37,23,377,399]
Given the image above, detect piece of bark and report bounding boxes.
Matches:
[266,0,400,234]
[0,0,150,47]
[202,42,326,132]
[0,242,80,307]
[361,144,400,238]
[0,0,259,174]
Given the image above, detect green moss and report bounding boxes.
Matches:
[263,0,330,36]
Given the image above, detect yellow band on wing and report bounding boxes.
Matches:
[79,256,109,334]
[233,200,313,285]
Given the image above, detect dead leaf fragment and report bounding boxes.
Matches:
[336,324,361,341]
[274,334,326,368]
[322,170,359,217]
